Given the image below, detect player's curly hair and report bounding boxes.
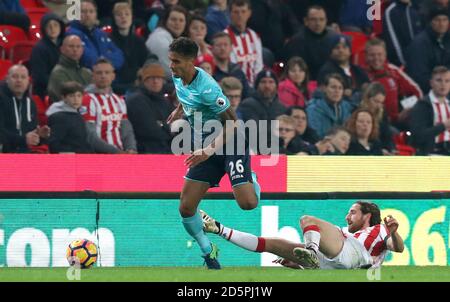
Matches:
[356,201,381,226]
[169,37,198,60]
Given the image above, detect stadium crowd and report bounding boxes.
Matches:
[1,0,450,156]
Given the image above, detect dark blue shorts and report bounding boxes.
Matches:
[185,152,252,188]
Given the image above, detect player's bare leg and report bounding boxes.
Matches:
[293,215,345,268]
[300,215,345,258]
[202,210,305,269]
[180,180,221,269]
[232,183,258,210]
[179,179,210,217]
[265,237,305,267]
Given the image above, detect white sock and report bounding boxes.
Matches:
[303,225,320,254]
[219,227,265,252]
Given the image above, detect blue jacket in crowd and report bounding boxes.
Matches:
[306,97,353,139]
[0,0,25,14]
[66,20,124,70]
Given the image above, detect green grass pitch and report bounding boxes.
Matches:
[0,266,448,282]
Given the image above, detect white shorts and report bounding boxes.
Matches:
[317,235,373,269]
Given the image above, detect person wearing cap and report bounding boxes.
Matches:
[239,69,287,152]
[405,7,450,92]
[317,34,369,105]
[126,63,174,153]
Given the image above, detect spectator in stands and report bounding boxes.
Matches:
[365,38,423,126]
[0,0,30,33]
[418,0,450,25]
[286,106,320,145]
[382,0,423,67]
[0,65,50,153]
[276,115,307,154]
[282,5,338,80]
[66,0,124,70]
[346,108,383,155]
[219,76,243,118]
[126,63,173,154]
[211,32,251,99]
[409,66,450,155]
[321,126,351,155]
[359,83,396,155]
[188,15,212,57]
[30,13,65,100]
[205,0,230,42]
[239,69,286,152]
[194,53,215,76]
[110,2,149,95]
[405,7,450,92]
[338,0,372,34]
[47,35,92,103]
[46,81,92,153]
[248,0,300,61]
[306,73,353,138]
[145,5,188,77]
[275,114,333,155]
[81,58,137,154]
[317,34,370,103]
[286,0,343,28]
[96,0,147,26]
[146,0,179,34]
[278,57,311,108]
[224,0,263,87]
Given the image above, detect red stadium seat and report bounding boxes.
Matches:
[9,40,35,64]
[20,0,45,9]
[0,59,13,80]
[0,45,5,59]
[393,131,416,156]
[0,26,29,53]
[342,31,369,67]
[28,25,42,42]
[26,7,50,28]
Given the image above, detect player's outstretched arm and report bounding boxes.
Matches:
[185,108,237,168]
[384,215,404,253]
[167,103,184,124]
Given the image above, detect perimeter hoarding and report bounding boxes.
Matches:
[1,155,450,192]
[0,196,448,267]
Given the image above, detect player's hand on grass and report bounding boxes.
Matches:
[185,148,212,168]
[272,257,304,270]
[384,215,399,234]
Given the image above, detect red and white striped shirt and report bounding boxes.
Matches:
[224,26,263,87]
[81,92,128,150]
[342,224,390,265]
[429,91,450,144]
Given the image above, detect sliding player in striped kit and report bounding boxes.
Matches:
[201,201,404,269]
